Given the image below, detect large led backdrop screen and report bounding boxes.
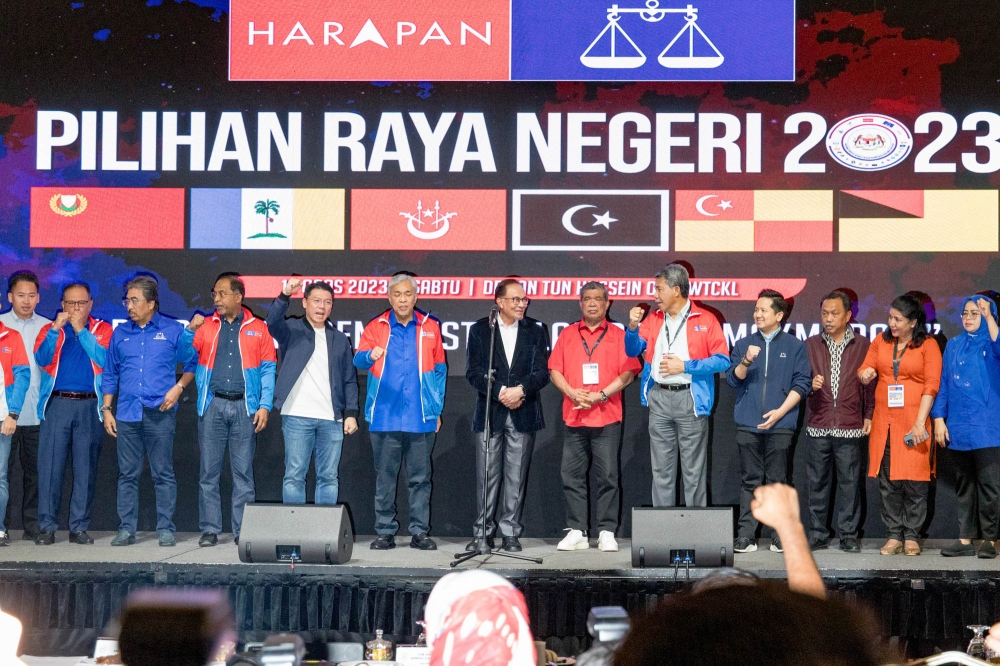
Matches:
[3,0,1000,537]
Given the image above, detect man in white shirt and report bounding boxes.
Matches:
[266,279,359,506]
[0,271,51,541]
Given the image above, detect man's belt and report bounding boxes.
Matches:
[213,392,245,401]
[52,391,98,400]
[657,383,691,391]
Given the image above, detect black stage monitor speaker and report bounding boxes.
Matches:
[239,503,354,564]
[631,507,734,568]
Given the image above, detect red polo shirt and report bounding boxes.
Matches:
[549,320,641,428]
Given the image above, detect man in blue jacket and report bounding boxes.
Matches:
[266,278,359,509]
[726,289,810,554]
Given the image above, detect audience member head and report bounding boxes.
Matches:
[7,270,40,319]
[424,571,535,666]
[613,580,892,666]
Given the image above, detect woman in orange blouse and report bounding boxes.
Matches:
[858,294,942,557]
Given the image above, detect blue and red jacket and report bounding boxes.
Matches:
[625,301,730,416]
[35,316,112,420]
[0,322,31,421]
[354,308,447,426]
[181,307,277,417]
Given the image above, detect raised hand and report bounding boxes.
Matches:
[187,314,206,331]
[628,305,645,330]
[69,310,88,332]
[744,345,761,364]
[978,297,995,322]
[283,278,303,296]
[52,311,71,330]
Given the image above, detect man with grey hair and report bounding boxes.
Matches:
[102,275,196,546]
[355,273,447,551]
[549,281,639,552]
[625,264,729,507]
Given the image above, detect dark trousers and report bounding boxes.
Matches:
[198,397,256,537]
[946,446,1000,541]
[474,415,534,538]
[37,398,103,532]
[736,429,792,539]
[806,435,863,540]
[878,436,929,541]
[370,431,434,536]
[116,407,177,534]
[561,422,622,535]
[5,424,39,534]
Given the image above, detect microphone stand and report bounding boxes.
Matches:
[452,307,542,567]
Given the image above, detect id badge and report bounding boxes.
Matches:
[888,384,905,408]
[582,363,600,385]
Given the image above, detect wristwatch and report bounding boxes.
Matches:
[599,390,609,403]
[741,356,752,367]
[7,412,18,421]
[101,405,113,412]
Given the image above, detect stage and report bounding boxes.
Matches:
[3,534,1000,658]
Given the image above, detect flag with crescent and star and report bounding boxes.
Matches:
[513,189,669,251]
[675,190,833,252]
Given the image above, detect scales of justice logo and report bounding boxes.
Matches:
[580,0,724,70]
[400,200,457,240]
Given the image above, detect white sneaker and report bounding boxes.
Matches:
[597,531,619,552]
[557,529,589,551]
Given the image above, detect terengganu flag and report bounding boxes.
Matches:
[30,187,185,249]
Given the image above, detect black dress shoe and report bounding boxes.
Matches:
[199,532,218,547]
[839,537,861,553]
[502,536,522,552]
[979,540,997,559]
[941,540,977,557]
[370,534,396,550]
[234,536,239,546]
[410,533,437,550]
[69,531,94,545]
[22,530,39,541]
[35,530,56,545]
[465,537,495,552]
[808,536,828,551]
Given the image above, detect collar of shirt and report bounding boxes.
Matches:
[578,319,608,337]
[390,310,416,330]
[498,317,519,331]
[822,327,854,349]
[123,311,163,332]
[762,327,781,343]
[219,310,244,326]
[664,301,691,322]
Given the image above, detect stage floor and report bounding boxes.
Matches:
[1,532,999,579]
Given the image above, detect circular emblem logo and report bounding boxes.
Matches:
[825,114,912,171]
[49,193,88,217]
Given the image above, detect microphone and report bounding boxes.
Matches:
[489,306,499,327]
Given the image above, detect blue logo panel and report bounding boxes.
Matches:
[511,0,795,81]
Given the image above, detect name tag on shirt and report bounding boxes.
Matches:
[582,363,600,385]
[888,384,905,408]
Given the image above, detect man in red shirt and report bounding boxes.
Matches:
[549,282,641,552]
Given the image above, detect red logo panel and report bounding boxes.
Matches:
[230,0,509,81]
[351,189,506,251]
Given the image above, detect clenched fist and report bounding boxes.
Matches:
[283,278,303,296]
[52,311,71,330]
[858,367,877,385]
[812,375,825,391]
[628,305,646,330]
[188,314,206,331]
[744,345,761,364]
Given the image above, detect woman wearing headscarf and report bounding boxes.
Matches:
[858,294,942,556]
[932,296,1000,559]
[423,570,536,666]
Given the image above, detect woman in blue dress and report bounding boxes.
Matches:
[932,295,1000,559]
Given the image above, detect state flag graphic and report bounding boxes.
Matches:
[839,190,998,252]
[350,189,506,251]
[513,190,669,251]
[675,190,833,252]
[189,189,344,250]
[30,187,185,249]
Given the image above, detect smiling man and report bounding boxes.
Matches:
[726,289,811,554]
[465,278,550,553]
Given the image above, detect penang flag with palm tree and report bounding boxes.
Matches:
[189,188,345,250]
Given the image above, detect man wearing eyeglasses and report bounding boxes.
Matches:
[33,283,112,545]
[101,275,196,547]
[464,278,550,553]
[183,273,276,547]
